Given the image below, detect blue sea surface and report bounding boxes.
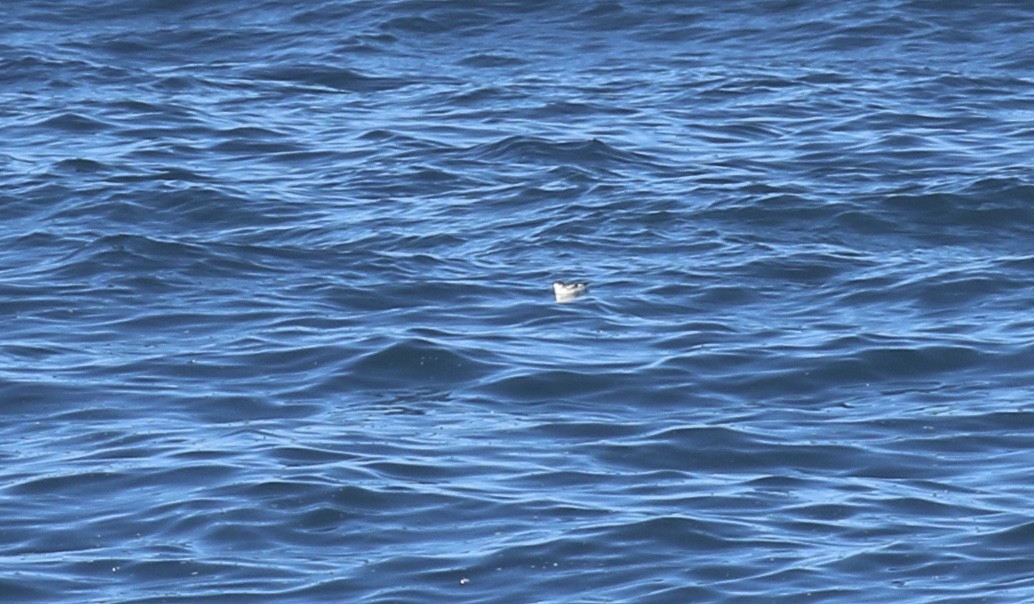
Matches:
[2,1,1034,602]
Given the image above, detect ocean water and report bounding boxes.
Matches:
[2,1,1034,602]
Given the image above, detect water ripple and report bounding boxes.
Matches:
[2,0,1034,602]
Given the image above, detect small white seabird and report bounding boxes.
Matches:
[553,280,588,302]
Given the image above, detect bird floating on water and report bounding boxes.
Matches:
[553,280,588,303]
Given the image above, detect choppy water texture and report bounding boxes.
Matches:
[3,1,1034,602]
